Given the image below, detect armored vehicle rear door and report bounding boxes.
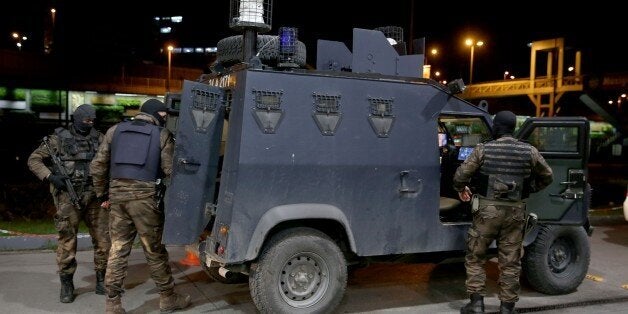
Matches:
[515,117,590,223]
[163,80,226,245]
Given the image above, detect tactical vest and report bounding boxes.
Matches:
[54,127,100,186]
[478,138,533,201]
[110,120,162,182]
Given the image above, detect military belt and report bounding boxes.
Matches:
[477,195,525,209]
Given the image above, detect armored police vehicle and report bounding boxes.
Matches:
[162,27,591,313]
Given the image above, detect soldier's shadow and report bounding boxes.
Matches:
[601,224,628,246]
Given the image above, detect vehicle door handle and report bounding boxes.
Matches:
[179,158,200,166]
[550,191,581,199]
[549,193,566,198]
[178,158,201,172]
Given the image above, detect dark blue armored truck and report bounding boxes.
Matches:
[163,28,592,313]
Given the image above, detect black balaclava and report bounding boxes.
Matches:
[492,110,517,138]
[140,99,168,126]
[73,104,96,135]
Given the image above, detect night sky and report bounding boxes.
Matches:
[2,0,625,83]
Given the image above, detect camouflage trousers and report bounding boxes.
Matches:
[105,197,174,298]
[52,190,111,275]
[464,200,526,303]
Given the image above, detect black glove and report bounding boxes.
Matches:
[48,174,69,191]
[96,194,108,203]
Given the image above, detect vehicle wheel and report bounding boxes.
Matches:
[204,265,249,284]
[523,225,590,294]
[216,35,307,67]
[249,227,347,314]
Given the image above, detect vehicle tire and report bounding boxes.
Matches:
[523,224,590,295]
[249,227,347,314]
[204,265,249,284]
[216,35,307,67]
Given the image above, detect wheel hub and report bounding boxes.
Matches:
[549,238,572,273]
[279,252,329,308]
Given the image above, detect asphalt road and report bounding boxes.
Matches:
[0,218,626,313]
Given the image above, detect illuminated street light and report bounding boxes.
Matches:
[51,8,56,27]
[11,32,27,51]
[504,71,509,80]
[465,38,484,85]
[167,45,174,92]
[422,47,439,79]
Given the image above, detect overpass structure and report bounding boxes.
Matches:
[460,38,628,119]
[460,38,585,117]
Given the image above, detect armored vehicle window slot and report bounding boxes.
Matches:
[312,93,342,136]
[367,97,395,138]
[190,88,220,133]
[252,89,284,134]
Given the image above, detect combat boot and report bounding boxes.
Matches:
[105,295,126,314]
[460,293,484,314]
[500,301,517,314]
[159,290,191,313]
[59,273,75,303]
[95,270,106,295]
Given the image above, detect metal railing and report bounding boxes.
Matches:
[461,75,584,99]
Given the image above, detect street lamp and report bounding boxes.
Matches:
[167,45,173,92]
[11,32,27,51]
[465,38,483,85]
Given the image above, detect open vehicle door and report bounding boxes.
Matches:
[163,80,226,244]
[515,117,590,224]
[164,92,181,135]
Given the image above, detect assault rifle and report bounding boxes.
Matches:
[42,136,82,210]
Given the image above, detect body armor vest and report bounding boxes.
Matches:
[110,120,162,182]
[478,138,533,201]
[54,127,100,186]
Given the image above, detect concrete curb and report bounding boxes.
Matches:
[0,233,93,251]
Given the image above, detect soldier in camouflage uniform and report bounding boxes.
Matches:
[27,104,111,303]
[90,99,190,314]
[453,111,553,314]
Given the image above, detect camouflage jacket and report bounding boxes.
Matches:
[90,113,175,202]
[28,125,103,189]
[453,135,553,195]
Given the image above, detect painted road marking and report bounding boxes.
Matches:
[585,274,604,282]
